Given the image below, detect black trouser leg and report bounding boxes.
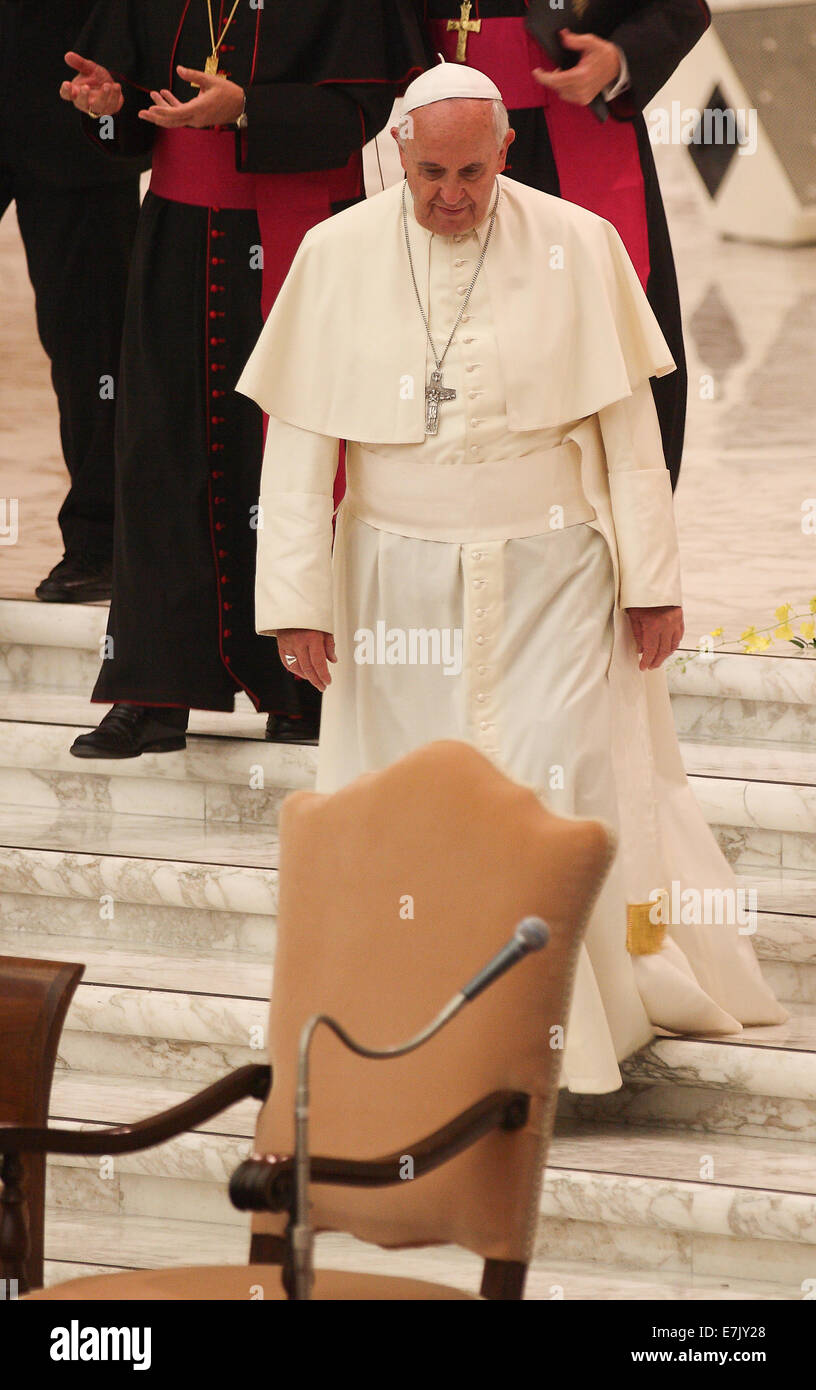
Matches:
[13,173,141,560]
[146,705,190,732]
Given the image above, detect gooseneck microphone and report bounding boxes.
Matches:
[291,916,550,1299]
[460,917,550,1002]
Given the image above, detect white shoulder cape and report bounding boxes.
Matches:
[238,174,675,442]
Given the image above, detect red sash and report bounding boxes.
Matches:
[428,17,650,287]
[150,128,356,505]
[149,127,361,316]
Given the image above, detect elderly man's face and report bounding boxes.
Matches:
[393,99,514,236]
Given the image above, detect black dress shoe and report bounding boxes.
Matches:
[265,712,320,745]
[70,705,188,759]
[36,554,112,603]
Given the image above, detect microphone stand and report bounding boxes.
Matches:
[291,917,549,1301]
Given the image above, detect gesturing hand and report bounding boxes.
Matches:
[60,51,124,117]
[138,65,245,129]
[276,629,337,693]
[532,29,621,106]
[626,605,685,671]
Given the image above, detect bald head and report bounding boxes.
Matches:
[392,97,514,236]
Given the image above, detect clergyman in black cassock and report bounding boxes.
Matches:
[0,0,144,600]
[65,0,425,757]
[418,0,712,491]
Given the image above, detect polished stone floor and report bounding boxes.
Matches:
[1,143,815,655]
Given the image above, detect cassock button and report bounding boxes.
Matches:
[476,694,487,703]
[223,628,232,638]
[479,720,490,730]
[457,286,466,295]
[477,666,487,675]
[218,549,228,559]
[475,608,486,618]
[475,635,485,645]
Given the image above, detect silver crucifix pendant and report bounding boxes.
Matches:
[425,370,457,436]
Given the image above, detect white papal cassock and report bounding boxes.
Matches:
[239,174,785,1094]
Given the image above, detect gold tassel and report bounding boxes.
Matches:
[626,900,666,956]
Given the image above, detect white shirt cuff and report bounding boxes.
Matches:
[602,46,631,102]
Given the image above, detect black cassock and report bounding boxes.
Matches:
[77,0,424,715]
[419,0,712,490]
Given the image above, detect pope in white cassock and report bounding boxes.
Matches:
[238,62,785,1094]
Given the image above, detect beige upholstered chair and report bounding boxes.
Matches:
[15,740,614,1301]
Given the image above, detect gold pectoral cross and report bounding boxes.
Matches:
[448,1,481,63]
[204,53,220,76]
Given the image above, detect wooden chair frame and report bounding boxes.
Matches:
[1,1071,532,1299]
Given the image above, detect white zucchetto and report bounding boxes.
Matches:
[401,59,503,114]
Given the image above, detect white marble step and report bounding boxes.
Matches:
[539,1126,816,1290]
[50,1070,259,1141]
[687,772,816,878]
[669,651,816,748]
[1,925,272,1082]
[682,740,816,786]
[752,913,816,1004]
[41,1219,796,1299]
[0,600,108,693]
[42,1091,816,1291]
[541,1126,816,1291]
[565,1010,816,1141]
[0,843,277,915]
[0,685,273,739]
[0,804,279,869]
[0,929,271,999]
[0,720,317,829]
[741,868,816,918]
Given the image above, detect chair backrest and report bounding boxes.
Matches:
[0,955,84,1290]
[252,741,614,1265]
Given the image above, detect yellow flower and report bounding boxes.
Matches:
[775,603,793,621]
[740,626,757,642]
[775,623,795,641]
[801,620,816,641]
[710,627,723,637]
[810,597,816,614]
[756,635,772,651]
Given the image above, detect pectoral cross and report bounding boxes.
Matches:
[425,370,457,436]
[447,1,482,63]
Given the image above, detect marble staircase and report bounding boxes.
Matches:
[2,598,816,1299]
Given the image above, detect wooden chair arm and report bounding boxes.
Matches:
[230,1089,529,1213]
[0,1064,271,1158]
